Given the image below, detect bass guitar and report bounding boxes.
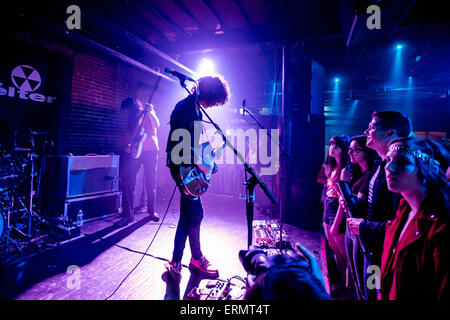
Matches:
[127,77,161,159]
[128,103,152,159]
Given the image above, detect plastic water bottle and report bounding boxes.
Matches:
[76,210,84,227]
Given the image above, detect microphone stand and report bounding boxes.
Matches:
[177,79,278,248]
[243,105,293,162]
[242,102,294,252]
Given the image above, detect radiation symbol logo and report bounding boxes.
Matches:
[11,65,41,92]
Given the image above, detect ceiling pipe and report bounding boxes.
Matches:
[6,7,178,82]
[56,0,197,77]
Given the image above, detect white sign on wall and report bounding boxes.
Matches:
[0,65,58,104]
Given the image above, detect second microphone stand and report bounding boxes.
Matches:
[242,102,294,252]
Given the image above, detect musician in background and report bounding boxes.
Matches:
[165,76,230,279]
[116,97,160,227]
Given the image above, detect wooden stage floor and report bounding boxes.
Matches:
[0,193,324,300]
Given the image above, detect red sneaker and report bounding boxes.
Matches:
[189,256,219,278]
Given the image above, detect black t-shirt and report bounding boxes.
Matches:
[166,94,203,164]
[352,170,371,197]
[350,169,372,219]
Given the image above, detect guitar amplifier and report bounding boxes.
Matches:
[41,155,120,198]
[45,191,122,223]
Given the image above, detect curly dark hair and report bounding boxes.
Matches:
[197,75,230,107]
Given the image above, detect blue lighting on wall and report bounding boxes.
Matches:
[391,43,404,88]
[331,77,340,110]
[349,99,359,115]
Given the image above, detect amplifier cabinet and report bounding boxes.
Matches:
[46,191,122,223]
[42,155,120,198]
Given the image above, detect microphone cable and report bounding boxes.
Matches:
[104,184,178,300]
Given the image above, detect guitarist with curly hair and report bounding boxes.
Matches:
[165,76,230,280]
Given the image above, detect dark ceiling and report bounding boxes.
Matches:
[2,0,450,93]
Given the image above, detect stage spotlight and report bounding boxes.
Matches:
[396,44,403,49]
[197,58,215,77]
[334,77,340,82]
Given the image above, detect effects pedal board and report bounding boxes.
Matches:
[252,220,292,250]
[186,279,246,300]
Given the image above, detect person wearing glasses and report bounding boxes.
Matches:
[332,135,379,299]
[347,111,411,299]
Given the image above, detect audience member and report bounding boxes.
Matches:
[347,110,411,299]
[245,244,332,300]
[333,135,379,299]
[381,137,449,300]
[321,135,351,296]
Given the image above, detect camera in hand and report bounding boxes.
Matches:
[239,246,332,300]
[239,246,310,286]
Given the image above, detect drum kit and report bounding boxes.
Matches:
[0,129,53,253]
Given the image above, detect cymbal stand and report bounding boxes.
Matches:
[25,132,40,238]
[4,192,24,253]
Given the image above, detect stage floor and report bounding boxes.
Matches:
[0,193,325,300]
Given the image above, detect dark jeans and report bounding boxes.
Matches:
[121,151,158,218]
[345,227,365,300]
[172,193,204,263]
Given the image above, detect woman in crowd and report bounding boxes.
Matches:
[331,135,379,299]
[321,135,351,295]
[381,137,449,300]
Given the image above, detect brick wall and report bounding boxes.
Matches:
[64,52,157,155]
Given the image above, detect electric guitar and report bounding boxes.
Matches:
[170,141,226,197]
[128,104,152,159]
[127,77,161,159]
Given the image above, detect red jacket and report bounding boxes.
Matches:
[380,198,449,300]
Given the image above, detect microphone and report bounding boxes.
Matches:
[164,67,195,82]
[242,99,247,116]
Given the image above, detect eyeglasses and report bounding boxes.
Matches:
[348,148,364,155]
